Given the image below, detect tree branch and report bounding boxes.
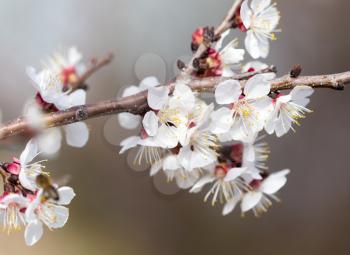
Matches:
[0,68,349,141]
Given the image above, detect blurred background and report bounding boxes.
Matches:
[0,0,350,254]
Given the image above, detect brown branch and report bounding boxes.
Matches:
[215,0,243,35]
[270,72,349,91]
[1,68,349,141]
[71,52,114,89]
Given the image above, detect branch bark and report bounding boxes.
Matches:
[0,69,349,141]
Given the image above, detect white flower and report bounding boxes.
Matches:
[26,69,89,152]
[190,164,248,206]
[211,74,273,141]
[0,194,29,233]
[241,136,269,181]
[43,47,85,85]
[142,83,195,148]
[24,186,75,246]
[240,0,280,59]
[265,86,314,137]
[119,135,164,164]
[118,76,160,129]
[222,197,240,216]
[174,101,218,171]
[215,31,245,77]
[241,169,290,216]
[19,139,46,192]
[27,67,65,105]
[150,155,202,189]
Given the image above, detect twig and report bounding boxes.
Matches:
[215,0,243,35]
[71,52,114,89]
[0,68,349,141]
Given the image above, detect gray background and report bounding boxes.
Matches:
[0,0,349,254]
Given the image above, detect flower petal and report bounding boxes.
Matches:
[221,48,245,66]
[20,139,38,165]
[150,160,163,176]
[155,124,179,149]
[69,89,86,106]
[117,113,141,129]
[36,128,62,155]
[189,175,216,193]
[67,47,82,65]
[25,220,44,246]
[57,89,86,110]
[210,107,233,134]
[240,0,252,29]
[64,122,89,147]
[147,86,169,110]
[215,80,242,104]
[224,167,247,182]
[178,146,216,171]
[139,76,160,90]
[119,136,140,154]
[142,111,159,136]
[215,30,230,51]
[241,191,263,212]
[163,155,181,171]
[122,85,141,97]
[244,74,271,99]
[245,31,261,59]
[58,186,76,205]
[47,205,69,229]
[290,86,314,107]
[251,0,271,14]
[222,199,238,216]
[176,175,198,190]
[260,169,290,194]
[169,83,195,110]
[243,143,255,162]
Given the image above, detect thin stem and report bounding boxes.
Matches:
[71,52,114,89]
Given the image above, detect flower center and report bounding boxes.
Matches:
[61,66,78,86]
[230,143,243,164]
[158,108,183,127]
[249,179,262,190]
[215,164,229,178]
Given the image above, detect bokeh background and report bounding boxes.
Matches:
[0,0,350,254]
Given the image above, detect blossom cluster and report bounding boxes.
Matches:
[119,0,314,216]
[24,47,89,155]
[0,48,88,245]
[0,0,318,247]
[0,140,75,246]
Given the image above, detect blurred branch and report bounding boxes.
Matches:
[71,52,114,90]
[215,0,243,35]
[1,68,350,141]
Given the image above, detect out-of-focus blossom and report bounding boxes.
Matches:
[240,169,290,216]
[118,76,160,130]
